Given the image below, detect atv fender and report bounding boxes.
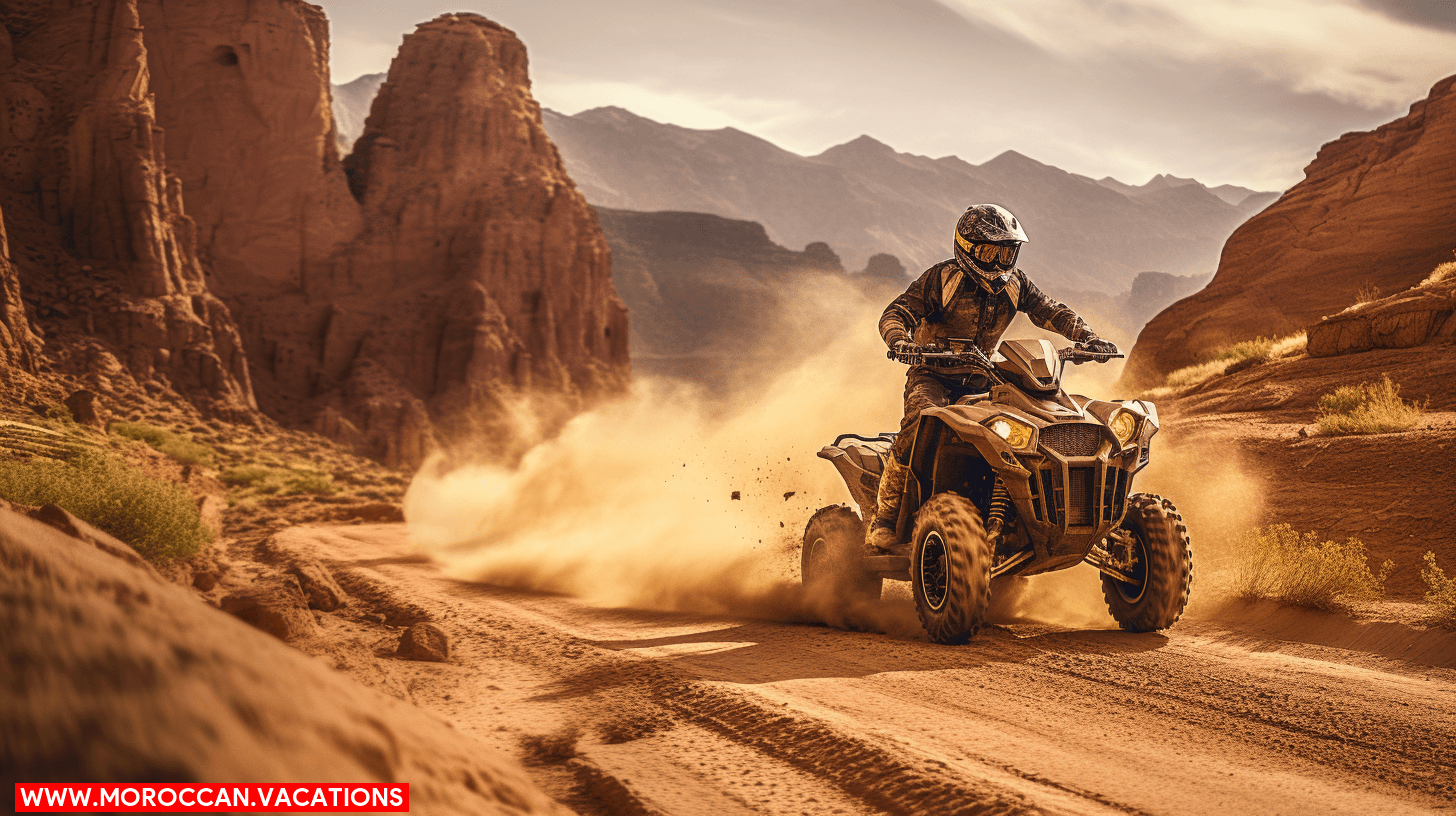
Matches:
[896,407,1040,543]
[919,406,1032,477]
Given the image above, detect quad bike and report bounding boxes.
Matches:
[803,338,1192,643]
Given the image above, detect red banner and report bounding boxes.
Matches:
[14,783,408,812]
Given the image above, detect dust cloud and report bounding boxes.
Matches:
[404,275,1255,635]
[405,277,911,627]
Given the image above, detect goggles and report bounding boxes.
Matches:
[955,233,1019,267]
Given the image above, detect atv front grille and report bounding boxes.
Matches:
[1103,467,1130,524]
[1043,467,1063,527]
[1067,467,1095,527]
[1041,423,1102,457]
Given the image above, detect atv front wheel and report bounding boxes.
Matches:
[802,506,882,604]
[911,492,993,644]
[1102,493,1193,632]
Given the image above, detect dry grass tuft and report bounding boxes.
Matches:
[1422,552,1456,628]
[1267,331,1307,358]
[112,421,217,466]
[221,463,335,496]
[1352,283,1382,306]
[1420,250,1456,287]
[1236,524,1392,611]
[1316,374,1427,435]
[0,452,211,562]
[1163,359,1229,391]
[1152,330,1307,395]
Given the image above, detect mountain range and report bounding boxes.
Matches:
[331,82,1276,298]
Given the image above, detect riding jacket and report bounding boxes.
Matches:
[879,260,1094,363]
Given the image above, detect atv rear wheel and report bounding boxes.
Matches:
[1102,493,1193,632]
[802,506,882,604]
[911,492,992,644]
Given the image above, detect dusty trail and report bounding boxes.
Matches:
[284,524,1456,816]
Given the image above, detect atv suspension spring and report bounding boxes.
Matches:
[987,479,1012,534]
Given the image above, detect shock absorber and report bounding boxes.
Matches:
[986,478,1011,539]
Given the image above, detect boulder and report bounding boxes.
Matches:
[288,560,348,612]
[220,574,316,641]
[396,622,450,663]
[1307,284,1455,358]
[62,390,108,428]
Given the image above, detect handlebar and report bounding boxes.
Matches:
[888,340,1123,368]
[1058,346,1124,366]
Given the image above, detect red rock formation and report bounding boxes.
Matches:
[1,4,628,463]
[1125,74,1456,387]
[0,215,40,374]
[0,0,255,414]
[133,0,361,297]
[255,12,626,465]
[1307,275,1456,357]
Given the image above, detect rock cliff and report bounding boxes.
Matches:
[0,3,630,467]
[1125,74,1456,387]
[134,0,362,299]
[328,14,628,462]
[0,0,254,415]
[150,11,625,465]
[0,220,39,375]
[1306,272,1456,358]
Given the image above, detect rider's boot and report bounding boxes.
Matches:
[864,457,909,555]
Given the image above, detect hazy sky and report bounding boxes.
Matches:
[316,0,1456,191]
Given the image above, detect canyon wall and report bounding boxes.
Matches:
[0,2,628,466]
[330,14,628,462]
[0,0,254,414]
[123,5,627,465]
[1125,74,1456,387]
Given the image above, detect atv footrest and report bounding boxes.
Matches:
[864,555,910,577]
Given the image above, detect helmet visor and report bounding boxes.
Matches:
[972,242,1018,266]
[956,233,1019,268]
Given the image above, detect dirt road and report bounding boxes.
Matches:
[278,525,1455,816]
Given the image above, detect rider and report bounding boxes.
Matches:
[866,204,1118,554]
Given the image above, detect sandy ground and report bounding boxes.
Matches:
[271,523,1456,816]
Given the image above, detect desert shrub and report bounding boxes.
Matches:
[112,421,216,466]
[1422,552,1456,628]
[1316,374,1426,435]
[1268,331,1307,358]
[1352,283,1382,306]
[1235,524,1392,610]
[221,463,335,495]
[1214,336,1276,362]
[1420,250,1456,287]
[1156,331,1307,395]
[0,452,211,562]
[1164,359,1228,390]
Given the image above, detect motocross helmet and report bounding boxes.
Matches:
[953,204,1028,281]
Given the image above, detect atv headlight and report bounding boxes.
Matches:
[1109,410,1138,446]
[986,416,1035,451]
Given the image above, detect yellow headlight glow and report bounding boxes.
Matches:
[1110,410,1138,445]
[986,416,1035,451]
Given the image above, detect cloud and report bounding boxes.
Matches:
[935,0,1456,108]
[1358,0,1456,32]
